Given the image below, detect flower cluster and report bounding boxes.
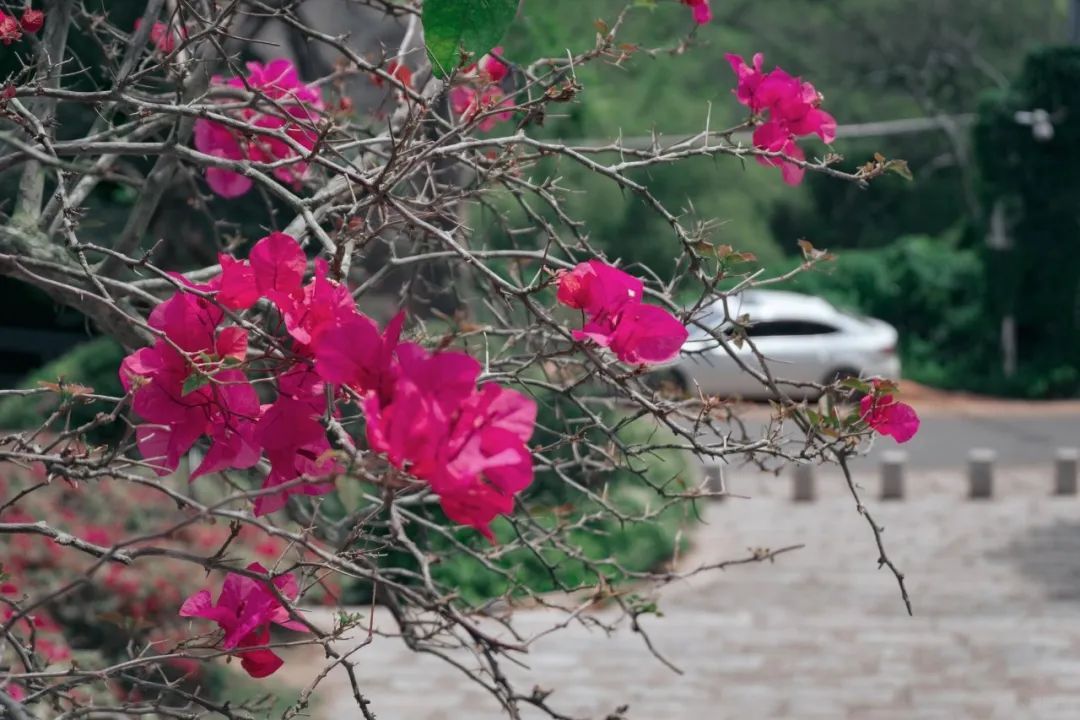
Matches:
[859,380,920,443]
[557,260,688,365]
[0,466,341,689]
[450,48,513,132]
[726,53,837,185]
[193,59,324,198]
[121,232,537,537]
[371,60,414,97]
[179,563,308,678]
[681,0,712,25]
[0,7,44,44]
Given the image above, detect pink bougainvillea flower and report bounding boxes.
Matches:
[0,12,22,44]
[252,396,338,516]
[314,311,405,403]
[232,59,324,109]
[134,18,182,54]
[217,253,260,310]
[752,119,807,186]
[20,9,44,34]
[725,52,836,185]
[681,0,712,24]
[479,48,510,83]
[607,303,690,365]
[364,343,536,539]
[119,228,539,538]
[120,282,260,477]
[433,384,536,537]
[193,118,251,198]
[754,70,836,143]
[557,259,686,365]
[250,231,307,299]
[216,231,308,311]
[557,260,643,319]
[372,60,414,92]
[179,562,308,678]
[859,388,920,444]
[726,53,766,110]
[193,60,323,198]
[450,85,513,132]
[274,259,355,348]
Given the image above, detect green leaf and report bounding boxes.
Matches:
[885,158,914,181]
[423,0,518,79]
[182,372,210,397]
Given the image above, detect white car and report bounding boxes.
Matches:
[669,290,900,398]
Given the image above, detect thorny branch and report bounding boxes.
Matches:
[0,1,912,718]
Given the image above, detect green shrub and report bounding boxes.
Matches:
[0,337,127,440]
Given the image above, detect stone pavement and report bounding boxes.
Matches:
[289,466,1080,719]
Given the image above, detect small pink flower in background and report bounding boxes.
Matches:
[451,85,513,132]
[6,683,25,702]
[859,382,920,443]
[558,260,687,365]
[681,0,712,24]
[193,60,323,198]
[193,118,251,198]
[479,48,510,83]
[726,52,836,185]
[134,19,184,54]
[179,563,308,678]
[372,60,413,92]
[0,13,23,44]
[452,47,513,131]
[20,9,44,34]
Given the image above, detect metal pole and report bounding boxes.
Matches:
[1070,0,1080,43]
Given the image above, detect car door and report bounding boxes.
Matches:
[739,320,834,395]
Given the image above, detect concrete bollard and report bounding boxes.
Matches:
[1054,448,1079,496]
[969,448,996,499]
[703,464,725,499]
[881,450,907,500]
[793,464,815,502]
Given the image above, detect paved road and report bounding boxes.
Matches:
[712,409,1080,474]
[284,466,1080,719]
[859,413,1080,470]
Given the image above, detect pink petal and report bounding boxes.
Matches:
[239,648,283,678]
[250,232,306,298]
[217,255,259,310]
[215,326,248,361]
[206,166,252,198]
[608,304,688,364]
[178,589,214,618]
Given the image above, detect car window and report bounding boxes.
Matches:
[744,320,839,337]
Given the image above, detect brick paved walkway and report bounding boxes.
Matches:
[291,466,1080,719]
